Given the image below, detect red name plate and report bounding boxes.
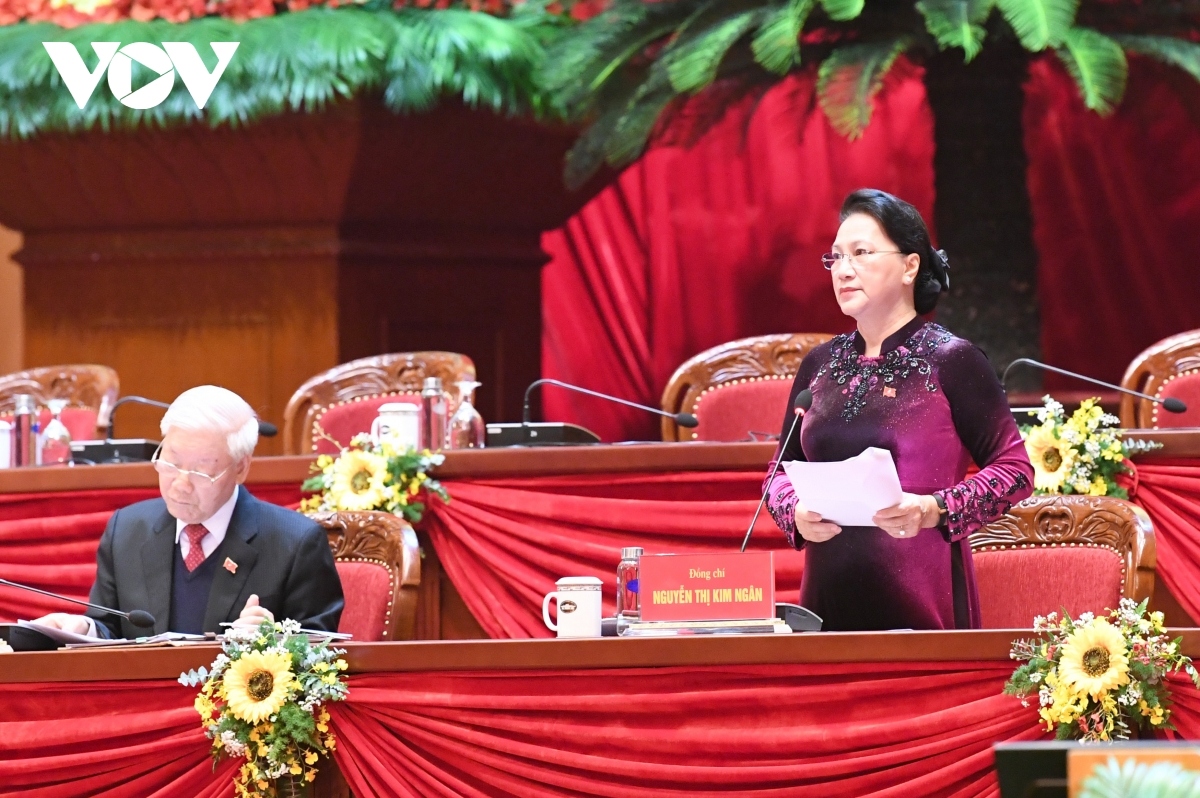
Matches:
[638,551,775,622]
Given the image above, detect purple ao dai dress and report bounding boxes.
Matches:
[765,317,1034,630]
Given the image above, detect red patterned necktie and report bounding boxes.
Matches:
[183,524,209,572]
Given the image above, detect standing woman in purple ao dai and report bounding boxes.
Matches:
[764,189,1034,631]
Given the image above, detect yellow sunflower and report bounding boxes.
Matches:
[327,450,388,511]
[1058,619,1130,699]
[223,651,295,724]
[1025,425,1073,492]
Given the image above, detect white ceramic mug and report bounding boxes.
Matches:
[370,403,421,450]
[542,576,603,638]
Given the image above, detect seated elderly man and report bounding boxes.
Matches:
[37,385,343,638]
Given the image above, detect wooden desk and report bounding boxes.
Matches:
[0,430,1195,494]
[5,629,1200,683]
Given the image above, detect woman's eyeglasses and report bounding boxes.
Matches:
[821,249,905,271]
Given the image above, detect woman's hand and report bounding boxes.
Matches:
[795,501,842,543]
[873,493,942,539]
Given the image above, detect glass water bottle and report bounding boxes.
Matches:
[616,546,643,619]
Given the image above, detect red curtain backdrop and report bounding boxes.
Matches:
[6,669,1200,796]
[540,64,935,443]
[0,680,237,797]
[542,57,1200,443]
[6,464,1200,637]
[1124,461,1200,623]
[1024,58,1200,389]
[331,662,1043,798]
[422,471,804,639]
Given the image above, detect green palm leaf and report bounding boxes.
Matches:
[1114,34,1200,83]
[541,0,696,115]
[995,0,1077,51]
[665,8,764,94]
[1056,26,1127,114]
[916,0,994,62]
[752,0,815,75]
[817,37,909,138]
[818,0,864,22]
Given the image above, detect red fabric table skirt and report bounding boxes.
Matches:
[9,660,1153,797]
[2,461,1200,635]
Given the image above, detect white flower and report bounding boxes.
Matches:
[1030,672,1042,683]
[1078,612,1095,625]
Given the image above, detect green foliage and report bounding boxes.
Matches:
[544,0,1200,186]
[1115,34,1200,84]
[916,0,993,62]
[665,7,765,94]
[0,7,559,139]
[751,0,814,75]
[1079,758,1200,798]
[994,0,1078,51]
[817,0,864,23]
[816,37,909,138]
[1056,26,1127,115]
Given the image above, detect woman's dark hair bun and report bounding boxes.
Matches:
[839,189,948,314]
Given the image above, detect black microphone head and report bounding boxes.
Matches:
[794,389,813,412]
[1163,397,1188,414]
[675,412,699,428]
[127,609,156,628]
[257,421,278,437]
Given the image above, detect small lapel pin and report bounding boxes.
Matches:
[882,386,897,398]
[223,558,238,574]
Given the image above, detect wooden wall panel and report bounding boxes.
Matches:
[20,229,339,454]
[0,226,21,374]
[0,102,604,448]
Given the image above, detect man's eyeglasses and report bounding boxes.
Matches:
[151,446,230,487]
[821,249,906,271]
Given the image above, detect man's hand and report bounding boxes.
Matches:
[232,594,274,630]
[33,613,93,635]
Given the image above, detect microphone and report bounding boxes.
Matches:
[0,576,156,629]
[107,395,279,439]
[1002,358,1187,414]
[741,388,813,552]
[522,378,699,431]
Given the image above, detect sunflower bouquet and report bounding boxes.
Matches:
[1004,599,1200,742]
[179,619,348,797]
[1021,396,1160,499]
[299,434,449,523]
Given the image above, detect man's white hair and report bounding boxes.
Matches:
[161,385,259,461]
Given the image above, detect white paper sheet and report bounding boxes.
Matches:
[17,619,106,644]
[781,448,904,527]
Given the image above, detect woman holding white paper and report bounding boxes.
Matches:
[764,189,1034,631]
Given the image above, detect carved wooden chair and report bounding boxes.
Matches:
[1119,328,1200,429]
[660,333,835,442]
[283,352,476,454]
[312,510,421,641]
[970,495,1155,629]
[0,364,119,441]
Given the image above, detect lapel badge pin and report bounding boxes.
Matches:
[223,557,238,574]
[882,386,897,398]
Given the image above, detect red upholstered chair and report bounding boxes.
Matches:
[0,364,119,441]
[312,510,421,641]
[660,334,835,442]
[282,352,476,454]
[970,495,1155,629]
[1119,328,1200,428]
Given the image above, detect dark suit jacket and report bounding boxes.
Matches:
[86,488,344,639]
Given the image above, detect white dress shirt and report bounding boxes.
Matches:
[176,485,240,561]
[82,486,241,637]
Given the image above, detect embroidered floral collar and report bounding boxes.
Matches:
[817,320,954,420]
